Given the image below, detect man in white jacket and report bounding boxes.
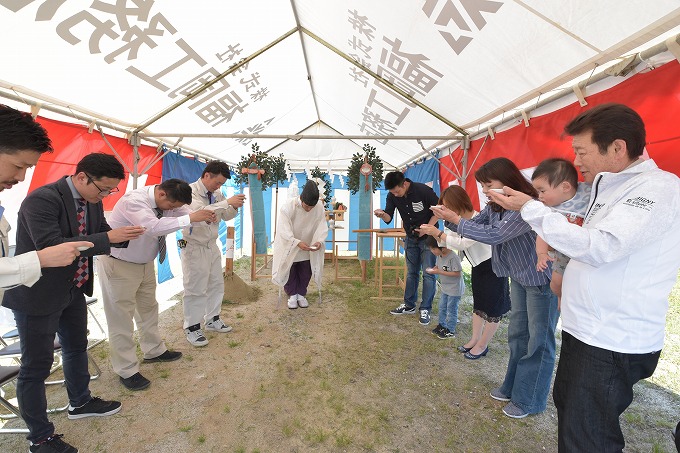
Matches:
[181,161,245,347]
[0,105,90,291]
[492,103,680,452]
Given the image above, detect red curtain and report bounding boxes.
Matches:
[441,60,680,209]
[31,117,163,210]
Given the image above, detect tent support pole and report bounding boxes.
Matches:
[131,132,141,189]
[460,137,470,189]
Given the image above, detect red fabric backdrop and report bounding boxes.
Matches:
[31,117,163,210]
[440,60,680,209]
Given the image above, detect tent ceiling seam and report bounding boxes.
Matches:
[513,0,601,53]
[132,27,299,134]
[290,0,321,122]
[300,26,467,137]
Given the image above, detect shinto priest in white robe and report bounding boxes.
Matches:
[272,197,328,290]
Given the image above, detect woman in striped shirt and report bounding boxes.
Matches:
[431,157,558,420]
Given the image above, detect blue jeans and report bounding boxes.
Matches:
[13,287,91,443]
[553,332,660,452]
[403,236,436,311]
[499,280,558,414]
[437,293,461,333]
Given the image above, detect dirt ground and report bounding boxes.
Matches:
[1,261,679,452]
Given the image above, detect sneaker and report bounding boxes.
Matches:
[142,350,182,363]
[390,304,416,315]
[297,295,309,308]
[436,328,456,339]
[119,372,151,391]
[205,318,233,333]
[287,295,298,309]
[419,310,431,325]
[185,328,209,346]
[431,324,444,335]
[30,434,78,453]
[67,396,121,419]
[502,402,529,419]
[490,387,511,402]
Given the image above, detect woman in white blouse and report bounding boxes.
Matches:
[420,185,510,359]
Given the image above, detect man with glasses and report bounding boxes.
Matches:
[3,152,145,453]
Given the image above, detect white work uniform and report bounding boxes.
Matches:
[180,179,237,329]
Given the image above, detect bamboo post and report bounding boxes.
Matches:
[224,226,234,277]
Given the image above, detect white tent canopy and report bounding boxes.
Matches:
[2,0,680,170]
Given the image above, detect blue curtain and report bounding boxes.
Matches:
[404,156,441,196]
[157,153,207,283]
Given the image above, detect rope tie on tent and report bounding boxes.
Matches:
[666,36,680,62]
[572,84,588,107]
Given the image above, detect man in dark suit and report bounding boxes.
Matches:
[2,153,144,453]
[0,104,93,289]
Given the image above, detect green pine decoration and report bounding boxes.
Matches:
[347,144,384,194]
[310,167,332,209]
[233,143,287,191]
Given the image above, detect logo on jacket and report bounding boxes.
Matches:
[623,196,655,212]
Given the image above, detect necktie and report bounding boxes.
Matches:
[206,191,213,204]
[155,207,166,263]
[74,199,89,287]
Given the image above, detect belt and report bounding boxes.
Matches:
[109,255,145,265]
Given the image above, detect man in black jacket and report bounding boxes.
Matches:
[374,171,439,325]
[3,153,144,453]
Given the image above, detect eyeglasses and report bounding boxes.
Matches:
[86,174,120,196]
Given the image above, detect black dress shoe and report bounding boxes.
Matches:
[457,345,473,353]
[142,350,182,363]
[120,372,150,391]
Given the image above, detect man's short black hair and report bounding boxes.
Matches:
[75,153,125,180]
[564,103,646,159]
[202,160,231,179]
[158,178,192,204]
[0,104,53,155]
[384,171,405,190]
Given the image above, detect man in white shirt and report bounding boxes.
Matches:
[492,103,680,451]
[98,179,216,391]
[180,161,245,347]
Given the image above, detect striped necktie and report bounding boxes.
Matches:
[74,199,89,287]
[155,207,166,263]
[206,191,213,204]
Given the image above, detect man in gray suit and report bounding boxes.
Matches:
[2,151,144,453]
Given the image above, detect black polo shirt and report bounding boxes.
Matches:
[384,178,439,240]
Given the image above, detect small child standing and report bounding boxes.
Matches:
[426,235,465,339]
[531,158,590,305]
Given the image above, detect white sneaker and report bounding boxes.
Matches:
[287,295,298,309]
[185,328,209,347]
[297,295,309,308]
[205,318,233,333]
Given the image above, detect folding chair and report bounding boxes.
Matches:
[0,365,70,434]
[0,337,100,384]
[85,296,107,349]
